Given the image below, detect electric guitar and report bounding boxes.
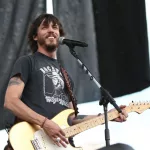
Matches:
[9,101,150,150]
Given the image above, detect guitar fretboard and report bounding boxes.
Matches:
[63,106,133,137]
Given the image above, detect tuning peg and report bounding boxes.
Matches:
[130,101,134,105]
[136,102,139,105]
[145,101,148,104]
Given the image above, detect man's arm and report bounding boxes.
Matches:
[4,75,46,126]
[4,75,68,147]
[68,102,98,125]
[68,102,128,125]
[72,115,98,125]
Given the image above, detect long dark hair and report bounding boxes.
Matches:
[28,14,65,53]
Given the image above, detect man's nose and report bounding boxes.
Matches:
[47,26,54,33]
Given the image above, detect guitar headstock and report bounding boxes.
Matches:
[128,101,150,114]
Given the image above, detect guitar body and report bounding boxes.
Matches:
[9,109,83,150]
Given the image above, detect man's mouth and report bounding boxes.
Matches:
[47,36,55,39]
[46,33,56,39]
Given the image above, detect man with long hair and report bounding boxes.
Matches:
[4,14,128,150]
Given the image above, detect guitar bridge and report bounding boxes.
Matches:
[31,138,43,150]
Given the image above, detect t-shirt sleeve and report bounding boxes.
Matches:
[10,56,32,84]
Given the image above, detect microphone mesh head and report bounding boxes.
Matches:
[58,37,65,45]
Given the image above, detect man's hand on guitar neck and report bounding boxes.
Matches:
[109,105,128,122]
[42,119,69,148]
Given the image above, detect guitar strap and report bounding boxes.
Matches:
[60,66,79,116]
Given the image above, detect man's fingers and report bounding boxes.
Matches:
[55,141,61,147]
[119,105,126,109]
[114,118,122,122]
[112,105,128,122]
[58,133,69,144]
[59,140,67,148]
[60,129,66,136]
[52,137,61,147]
[119,113,127,121]
[121,109,128,118]
[53,136,68,148]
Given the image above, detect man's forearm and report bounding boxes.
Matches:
[4,97,45,126]
[72,114,98,125]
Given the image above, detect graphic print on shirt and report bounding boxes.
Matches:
[40,65,69,107]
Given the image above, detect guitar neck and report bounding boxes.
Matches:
[64,106,132,138]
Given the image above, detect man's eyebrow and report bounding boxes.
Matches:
[41,23,48,27]
[53,23,59,26]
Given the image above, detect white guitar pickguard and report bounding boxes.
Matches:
[33,129,82,150]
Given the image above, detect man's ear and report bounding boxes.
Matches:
[33,35,37,41]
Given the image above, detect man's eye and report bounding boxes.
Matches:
[42,27,47,29]
[53,25,58,29]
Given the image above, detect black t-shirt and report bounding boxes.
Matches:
[11,52,72,119]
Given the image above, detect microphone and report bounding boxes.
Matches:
[59,37,88,47]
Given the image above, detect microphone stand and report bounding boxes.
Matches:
[67,44,122,147]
